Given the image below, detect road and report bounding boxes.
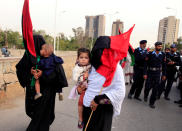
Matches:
[0,82,182,131]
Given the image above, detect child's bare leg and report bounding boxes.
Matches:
[35,79,40,94]
[34,79,42,100]
[78,105,83,122]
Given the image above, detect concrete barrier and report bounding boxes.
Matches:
[0,50,77,103]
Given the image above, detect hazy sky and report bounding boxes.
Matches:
[0,0,182,47]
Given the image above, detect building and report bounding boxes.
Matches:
[157,16,180,45]
[111,19,124,36]
[85,15,106,38]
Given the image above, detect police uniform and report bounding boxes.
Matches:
[174,66,182,106]
[164,44,181,100]
[128,40,147,100]
[143,42,166,108]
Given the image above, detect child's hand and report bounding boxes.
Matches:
[83,71,89,79]
[77,85,83,94]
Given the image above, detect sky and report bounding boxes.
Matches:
[0,0,182,48]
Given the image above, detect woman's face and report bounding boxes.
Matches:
[78,52,89,66]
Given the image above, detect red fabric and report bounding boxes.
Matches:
[22,0,36,57]
[121,61,126,68]
[97,25,135,87]
[78,91,85,106]
[147,47,150,52]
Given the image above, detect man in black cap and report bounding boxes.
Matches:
[163,44,181,100]
[128,40,147,101]
[143,42,166,108]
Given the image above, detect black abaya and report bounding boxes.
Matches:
[83,104,113,131]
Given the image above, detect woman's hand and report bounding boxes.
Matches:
[90,100,98,111]
[37,69,42,78]
[31,67,36,75]
[31,67,42,79]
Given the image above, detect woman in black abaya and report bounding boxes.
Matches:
[16,35,68,131]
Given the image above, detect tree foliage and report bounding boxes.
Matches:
[0,27,95,51]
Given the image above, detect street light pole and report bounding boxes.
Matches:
[53,0,58,54]
[57,11,67,52]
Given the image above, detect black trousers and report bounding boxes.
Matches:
[129,68,144,98]
[144,74,160,105]
[164,71,176,98]
[158,79,167,98]
[178,81,182,100]
[83,104,113,131]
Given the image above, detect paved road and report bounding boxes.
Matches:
[0,82,182,131]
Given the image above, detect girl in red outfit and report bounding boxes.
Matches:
[70,48,91,129]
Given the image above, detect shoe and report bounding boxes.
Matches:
[144,97,148,102]
[58,93,63,101]
[149,104,155,109]
[134,97,142,101]
[174,100,182,104]
[34,93,42,100]
[164,97,170,101]
[78,120,84,129]
[128,94,132,99]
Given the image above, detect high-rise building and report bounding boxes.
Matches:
[85,15,106,38]
[157,16,180,45]
[111,19,124,36]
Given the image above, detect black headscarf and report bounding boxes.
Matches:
[16,35,46,88]
[91,36,110,69]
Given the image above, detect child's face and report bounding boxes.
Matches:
[78,52,89,66]
[40,45,48,57]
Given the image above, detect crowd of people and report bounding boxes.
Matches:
[126,40,182,109]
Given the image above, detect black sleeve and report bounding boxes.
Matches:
[166,53,171,64]
[143,52,149,75]
[16,53,33,88]
[162,53,166,76]
[175,53,181,66]
[55,64,68,92]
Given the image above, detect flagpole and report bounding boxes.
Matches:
[53,0,58,54]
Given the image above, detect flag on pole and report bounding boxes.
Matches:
[22,0,36,58]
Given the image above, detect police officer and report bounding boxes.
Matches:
[143,42,166,108]
[157,48,170,99]
[128,40,147,101]
[174,66,182,106]
[164,44,181,100]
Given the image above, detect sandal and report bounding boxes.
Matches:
[78,120,84,129]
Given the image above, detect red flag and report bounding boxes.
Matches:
[22,0,36,57]
[97,25,135,87]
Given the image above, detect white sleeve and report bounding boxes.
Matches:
[105,64,126,116]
